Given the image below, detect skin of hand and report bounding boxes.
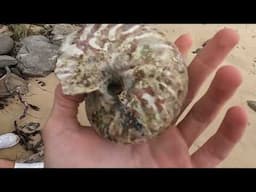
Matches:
[0,28,248,168]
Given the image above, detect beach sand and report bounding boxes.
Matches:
[0,24,255,167]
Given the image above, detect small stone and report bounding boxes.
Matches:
[202,40,209,47]
[0,25,13,36]
[192,48,202,54]
[0,35,14,55]
[16,35,59,77]
[8,24,48,41]
[51,24,80,45]
[247,100,256,112]
[0,55,17,68]
[0,133,20,149]
[0,72,28,97]
[28,25,45,34]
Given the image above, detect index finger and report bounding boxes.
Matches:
[175,33,193,56]
[185,28,239,107]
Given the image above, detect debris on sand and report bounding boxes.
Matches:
[192,40,209,55]
[192,48,202,54]
[247,100,256,112]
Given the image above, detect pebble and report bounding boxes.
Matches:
[247,100,256,112]
[0,35,14,55]
[0,55,17,68]
[51,24,80,45]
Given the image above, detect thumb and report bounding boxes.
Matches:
[50,84,85,121]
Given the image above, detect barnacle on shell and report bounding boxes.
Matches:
[55,24,188,144]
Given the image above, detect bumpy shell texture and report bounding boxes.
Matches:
[55,24,188,144]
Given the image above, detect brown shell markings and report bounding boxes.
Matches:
[55,24,189,144]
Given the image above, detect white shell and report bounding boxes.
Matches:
[0,133,20,149]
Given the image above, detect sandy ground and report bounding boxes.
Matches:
[0,24,255,167]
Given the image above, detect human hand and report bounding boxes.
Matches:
[42,28,247,168]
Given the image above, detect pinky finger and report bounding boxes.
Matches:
[191,106,247,168]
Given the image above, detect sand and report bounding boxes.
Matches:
[0,24,255,167]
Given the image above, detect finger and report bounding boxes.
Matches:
[0,159,15,168]
[185,28,239,107]
[178,65,242,147]
[50,84,85,121]
[175,33,193,56]
[191,106,247,168]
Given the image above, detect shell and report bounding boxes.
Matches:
[55,24,188,144]
[0,133,20,149]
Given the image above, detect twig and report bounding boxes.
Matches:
[17,91,29,120]
[28,104,40,111]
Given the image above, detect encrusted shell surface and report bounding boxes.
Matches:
[55,24,188,144]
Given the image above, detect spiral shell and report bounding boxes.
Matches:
[55,24,188,144]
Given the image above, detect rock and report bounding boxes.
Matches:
[0,71,28,97]
[8,24,48,41]
[0,35,14,55]
[10,67,23,77]
[192,48,202,54]
[21,34,48,44]
[0,55,17,68]
[16,35,59,77]
[0,25,13,36]
[51,24,80,45]
[0,68,5,77]
[247,100,256,112]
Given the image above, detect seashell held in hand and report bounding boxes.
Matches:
[55,24,189,144]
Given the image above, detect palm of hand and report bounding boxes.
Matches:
[43,28,247,168]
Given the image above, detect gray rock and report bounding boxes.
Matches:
[10,67,23,77]
[51,24,80,45]
[0,35,14,55]
[247,100,256,112]
[16,35,59,77]
[0,68,5,77]
[0,55,17,68]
